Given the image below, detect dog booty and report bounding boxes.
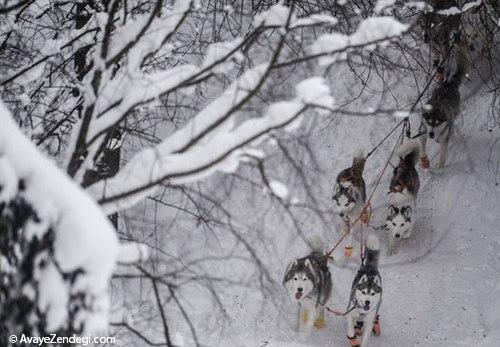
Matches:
[302,310,309,324]
[344,246,353,258]
[420,155,430,169]
[361,208,370,224]
[314,318,325,329]
[348,335,361,347]
[372,316,381,336]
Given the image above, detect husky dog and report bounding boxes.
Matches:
[386,140,421,255]
[332,155,366,224]
[420,47,468,169]
[417,0,461,73]
[283,243,332,332]
[345,234,382,347]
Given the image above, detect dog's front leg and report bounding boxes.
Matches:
[296,305,303,332]
[344,220,354,258]
[314,305,326,329]
[388,235,398,256]
[360,311,377,347]
[419,132,430,168]
[437,139,448,169]
[303,305,316,333]
[346,310,360,347]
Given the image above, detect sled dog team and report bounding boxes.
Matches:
[283,50,468,346]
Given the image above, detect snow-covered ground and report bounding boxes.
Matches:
[212,73,500,346]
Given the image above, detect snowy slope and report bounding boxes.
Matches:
[212,69,500,346]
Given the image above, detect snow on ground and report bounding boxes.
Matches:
[212,68,500,346]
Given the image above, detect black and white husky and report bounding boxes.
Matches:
[386,140,421,255]
[345,234,382,347]
[283,242,332,332]
[420,48,468,169]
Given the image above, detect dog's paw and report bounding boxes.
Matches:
[387,248,398,256]
[314,318,326,330]
[360,209,370,224]
[301,310,309,324]
[372,319,381,336]
[344,246,353,258]
[347,335,361,347]
[420,155,430,169]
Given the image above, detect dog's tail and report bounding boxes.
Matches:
[364,234,380,269]
[308,235,324,253]
[351,152,366,177]
[396,139,421,167]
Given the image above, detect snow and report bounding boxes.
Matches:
[106,0,192,64]
[310,17,407,66]
[117,243,150,264]
[269,180,289,200]
[292,14,338,28]
[295,77,335,108]
[203,39,243,73]
[88,64,199,140]
[374,0,396,14]
[0,157,18,203]
[253,4,292,27]
[436,1,482,16]
[0,101,119,333]
[207,60,500,347]
[310,33,349,65]
[4,1,500,344]
[255,5,338,29]
[350,17,408,46]
[37,262,69,332]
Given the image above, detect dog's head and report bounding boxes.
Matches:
[423,105,449,143]
[332,183,357,217]
[354,274,382,312]
[283,258,315,302]
[386,205,412,239]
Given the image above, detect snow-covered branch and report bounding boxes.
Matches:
[91,77,334,213]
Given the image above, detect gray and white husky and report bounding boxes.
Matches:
[345,234,382,347]
[283,243,332,332]
[386,140,421,255]
[332,154,366,223]
[420,47,468,169]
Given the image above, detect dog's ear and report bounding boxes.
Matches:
[347,185,353,195]
[286,259,298,272]
[374,276,381,287]
[304,259,314,273]
[402,206,412,218]
[359,274,368,284]
[388,205,396,216]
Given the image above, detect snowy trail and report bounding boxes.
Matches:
[216,78,500,346]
